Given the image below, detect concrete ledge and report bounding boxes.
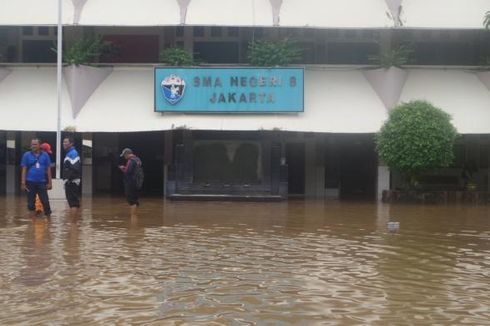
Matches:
[382,190,490,204]
[168,194,285,202]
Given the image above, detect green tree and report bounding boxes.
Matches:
[248,39,302,67]
[375,100,458,186]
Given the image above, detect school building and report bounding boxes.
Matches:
[1,0,490,200]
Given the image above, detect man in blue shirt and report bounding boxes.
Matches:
[21,138,52,217]
[62,136,81,216]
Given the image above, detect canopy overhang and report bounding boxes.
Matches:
[0,65,489,134]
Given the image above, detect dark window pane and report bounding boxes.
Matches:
[326,42,378,64]
[38,27,50,36]
[211,27,222,37]
[22,26,34,36]
[101,35,159,63]
[193,26,204,37]
[228,27,239,37]
[22,40,56,63]
[175,26,184,37]
[193,42,239,64]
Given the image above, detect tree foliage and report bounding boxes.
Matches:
[247,39,302,67]
[159,47,197,66]
[375,100,458,180]
[484,11,490,29]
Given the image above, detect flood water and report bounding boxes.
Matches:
[0,196,489,324]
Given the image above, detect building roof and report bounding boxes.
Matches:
[0,0,488,29]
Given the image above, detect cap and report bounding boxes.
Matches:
[40,143,53,155]
[120,148,133,157]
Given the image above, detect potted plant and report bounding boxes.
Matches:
[364,44,414,110]
[159,47,198,66]
[53,36,116,118]
[247,39,302,67]
[376,100,458,192]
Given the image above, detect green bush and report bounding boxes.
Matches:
[55,36,115,65]
[368,44,413,68]
[376,100,458,184]
[159,47,196,66]
[247,39,302,67]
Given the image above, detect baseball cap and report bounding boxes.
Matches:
[41,143,53,155]
[120,148,133,157]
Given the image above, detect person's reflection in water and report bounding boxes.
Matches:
[64,218,81,272]
[18,218,52,286]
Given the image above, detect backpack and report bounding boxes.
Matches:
[131,157,144,190]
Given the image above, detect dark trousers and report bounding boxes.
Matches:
[65,181,81,208]
[26,182,52,216]
[124,181,139,206]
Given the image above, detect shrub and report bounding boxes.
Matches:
[159,47,196,66]
[247,39,302,67]
[368,44,414,68]
[55,36,115,65]
[376,100,458,185]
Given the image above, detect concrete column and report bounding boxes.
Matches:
[377,164,390,201]
[183,27,193,55]
[82,133,93,195]
[305,138,325,198]
[6,132,18,194]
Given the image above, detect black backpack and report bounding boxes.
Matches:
[131,157,144,190]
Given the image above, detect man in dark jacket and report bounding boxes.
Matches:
[62,136,81,216]
[118,148,142,217]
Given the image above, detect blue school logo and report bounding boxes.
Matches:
[161,74,186,105]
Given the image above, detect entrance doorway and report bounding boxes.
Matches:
[338,135,377,200]
[286,143,305,195]
[92,132,165,196]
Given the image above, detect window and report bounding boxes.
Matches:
[22,40,56,63]
[175,26,184,38]
[227,27,239,37]
[193,26,204,37]
[22,27,33,36]
[38,27,50,36]
[194,41,239,63]
[211,27,222,37]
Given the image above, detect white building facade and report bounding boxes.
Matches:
[1,0,490,199]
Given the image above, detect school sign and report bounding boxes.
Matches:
[154,67,304,113]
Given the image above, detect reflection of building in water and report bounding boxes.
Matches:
[1,2,489,201]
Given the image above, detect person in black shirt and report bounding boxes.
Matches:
[118,148,142,217]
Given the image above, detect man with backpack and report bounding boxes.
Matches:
[118,148,143,217]
[20,138,52,218]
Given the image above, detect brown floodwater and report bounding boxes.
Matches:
[0,196,489,324]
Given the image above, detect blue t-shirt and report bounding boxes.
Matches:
[21,151,52,183]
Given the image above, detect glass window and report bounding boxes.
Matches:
[227,27,239,37]
[22,26,34,36]
[175,26,184,38]
[38,27,50,36]
[193,26,204,37]
[211,27,222,37]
